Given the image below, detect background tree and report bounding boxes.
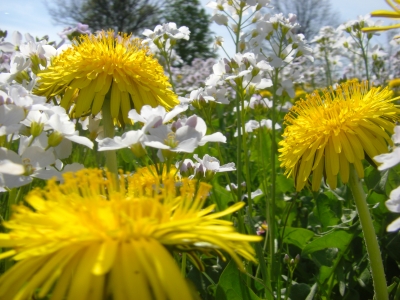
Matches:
[271,0,341,39]
[162,0,217,65]
[46,0,163,35]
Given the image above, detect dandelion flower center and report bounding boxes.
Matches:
[279,81,400,191]
[34,30,178,125]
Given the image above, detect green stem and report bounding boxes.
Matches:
[102,96,119,185]
[270,69,279,298]
[181,253,187,277]
[348,165,388,300]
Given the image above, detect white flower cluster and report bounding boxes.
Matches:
[374,126,400,232]
[97,104,226,161]
[177,154,235,181]
[142,22,190,63]
[0,31,98,191]
[0,85,92,190]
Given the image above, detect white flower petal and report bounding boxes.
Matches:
[66,134,94,149]
[375,147,400,171]
[198,132,227,146]
[387,217,400,232]
[97,137,126,151]
[0,160,24,175]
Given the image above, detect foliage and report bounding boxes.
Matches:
[45,0,162,35]
[162,0,217,65]
[1,0,400,299]
[270,0,340,39]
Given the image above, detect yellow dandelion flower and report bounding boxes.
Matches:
[34,30,178,125]
[0,168,261,300]
[279,81,400,191]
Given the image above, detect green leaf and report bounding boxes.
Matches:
[302,230,355,257]
[211,183,235,212]
[382,166,400,196]
[310,193,340,231]
[276,174,295,194]
[364,166,382,192]
[386,233,400,263]
[119,147,135,163]
[281,227,314,250]
[289,283,311,300]
[312,248,338,268]
[215,260,262,300]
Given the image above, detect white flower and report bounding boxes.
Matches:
[194,154,235,173]
[128,104,188,132]
[243,189,263,199]
[234,119,280,136]
[180,86,229,106]
[0,54,30,83]
[144,115,226,153]
[97,130,144,151]
[33,160,84,182]
[19,41,56,61]
[213,36,224,50]
[374,126,400,171]
[249,96,272,109]
[374,148,400,171]
[385,186,400,232]
[211,14,229,26]
[144,124,201,153]
[0,146,55,190]
[46,113,94,149]
[143,23,190,41]
[79,115,104,140]
[0,104,25,136]
[260,119,281,129]
[393,126,400,144]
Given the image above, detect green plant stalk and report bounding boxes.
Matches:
[181,253,187,277]
[234,90,244,214]
[348,165,388,300]
[323,49,333,87]
[269,69,279,298]
[102,96,119,185]
[360,41,370,86]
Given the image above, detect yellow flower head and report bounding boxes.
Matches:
[279,81,400,191]
[0,168,260,300]
[34,30,178,125]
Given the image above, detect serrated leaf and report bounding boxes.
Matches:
[215,260,261,300]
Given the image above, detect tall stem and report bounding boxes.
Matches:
[348,165,388,300]
[269,69,279,297]
[102,96,119,185]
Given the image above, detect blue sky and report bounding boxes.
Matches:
[0,0,392,56]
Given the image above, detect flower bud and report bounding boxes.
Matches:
[295,254,300,265]
[251,67,260,77]
[283,254,290,264]
[131,143,147,158]
[30,121,44,137]
[48,131,64,147]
